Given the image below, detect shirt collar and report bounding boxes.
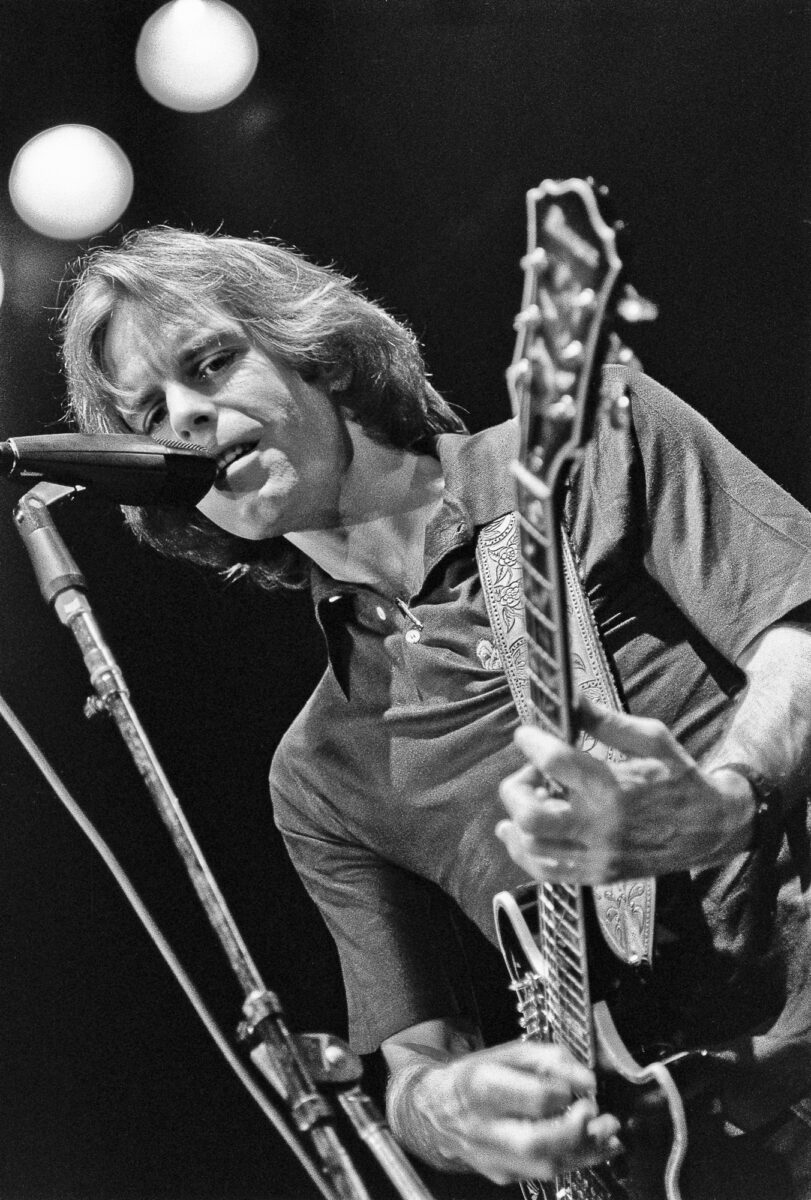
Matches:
[433,417,519,529]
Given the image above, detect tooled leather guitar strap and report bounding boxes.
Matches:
[476,507,657,967]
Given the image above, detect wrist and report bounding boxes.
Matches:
[709,762,783,852]
[386,1058,468,1172]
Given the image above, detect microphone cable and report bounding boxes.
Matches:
[0,686,337,1200]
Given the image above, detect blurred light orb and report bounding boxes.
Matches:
[9,125,134,240]
[136,0,259,113]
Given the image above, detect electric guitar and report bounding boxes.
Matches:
[491,178,700,1200]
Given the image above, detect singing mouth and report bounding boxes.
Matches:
[214,442,258,485]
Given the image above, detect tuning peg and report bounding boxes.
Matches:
[521,247,548,272]
[616,284,658,323]
[561,340,584,362]
[513,302,541,331]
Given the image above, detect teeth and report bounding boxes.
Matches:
[216,443,255,471]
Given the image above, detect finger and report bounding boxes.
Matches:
[513,724,613,799]
[505,1098,621,1177]
[586,1112,624,1146]
[576,695,693,769]
[495,819,615,883]
[465,1062,581,1120]
[498,772,574,832]
[474,1039,597,1094]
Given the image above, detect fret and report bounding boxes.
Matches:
[527,704,566,742]
[542,979,590,1033]
[518,510,552,548]
[538,967,588,1024]
[526,639,560,682]
[539,985,590,1046]
[539,892,582,928]
[528,688,564,732]
[538,904,583,952]
[524,595,557,638]
[543,1015,591,1062]
[537,884,594,1067]
[525,612,557,656]
[527,664,563,710]
[539,893,581,929]
[527,664,563,700]
[539,951,588,1013]
[541,933,586,978]
[518,529,552,563]
[527,626,559,672]
[539,912,585,963]
[519,526,552,564]
[541,883,580,919]
[520,553,554,596]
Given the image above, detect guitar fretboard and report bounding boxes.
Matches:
[515,467,597,1066]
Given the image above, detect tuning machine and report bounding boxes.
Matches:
[616,283,658,323]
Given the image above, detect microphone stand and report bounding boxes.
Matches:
[13,481,435,1200]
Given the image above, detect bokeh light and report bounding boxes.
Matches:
[8,125,134,240]
[136,0,259,113]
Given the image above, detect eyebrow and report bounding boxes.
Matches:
[176,330,239,365]
[111,327,245,414]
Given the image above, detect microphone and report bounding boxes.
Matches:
[0,433,218,505]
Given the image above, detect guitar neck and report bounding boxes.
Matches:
[513,457,575,746]
[514,458,597,1069]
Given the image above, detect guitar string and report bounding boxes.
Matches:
[520,480,614,1200]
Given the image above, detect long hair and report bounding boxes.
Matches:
[60,226,466,590]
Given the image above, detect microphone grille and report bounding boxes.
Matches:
[152,437,213,456]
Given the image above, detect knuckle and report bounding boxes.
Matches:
[639,716,673,750]
[540,1042,570,1069]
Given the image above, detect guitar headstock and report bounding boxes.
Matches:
[507,178,652,491]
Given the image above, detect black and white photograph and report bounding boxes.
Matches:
[0,3,808,1198]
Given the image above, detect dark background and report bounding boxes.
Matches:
[0,1,807,1197]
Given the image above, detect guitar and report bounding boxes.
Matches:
[491,178,699,1200]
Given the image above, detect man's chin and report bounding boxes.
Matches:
[196,494,277,541]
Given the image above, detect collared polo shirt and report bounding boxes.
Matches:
[270,371,811,1103]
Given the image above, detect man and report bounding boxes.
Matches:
[61,226,811,1195]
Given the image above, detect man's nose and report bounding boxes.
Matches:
[165,383,217,443]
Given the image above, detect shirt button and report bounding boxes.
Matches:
[375,605,387,621]
[405,629,421,644]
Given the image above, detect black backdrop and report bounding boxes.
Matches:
[0,2,808,1198]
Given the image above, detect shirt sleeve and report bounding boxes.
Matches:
[631,372,811,659]
[274,807,478,1055]
[575,369,811,666]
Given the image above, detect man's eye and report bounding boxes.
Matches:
[196,350,236,380]
[143,401,168,432]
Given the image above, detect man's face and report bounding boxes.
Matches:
[103,300,349,539]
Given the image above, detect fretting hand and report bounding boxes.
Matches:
[496,695,756,883]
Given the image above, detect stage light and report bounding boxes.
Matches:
[8,125,134,241]
[136,0,259,113]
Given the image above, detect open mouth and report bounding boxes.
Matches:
[214,441,258,485]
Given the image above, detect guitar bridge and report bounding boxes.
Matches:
[509,972,548,1041]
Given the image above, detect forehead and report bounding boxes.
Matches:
[102,299,243,391]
